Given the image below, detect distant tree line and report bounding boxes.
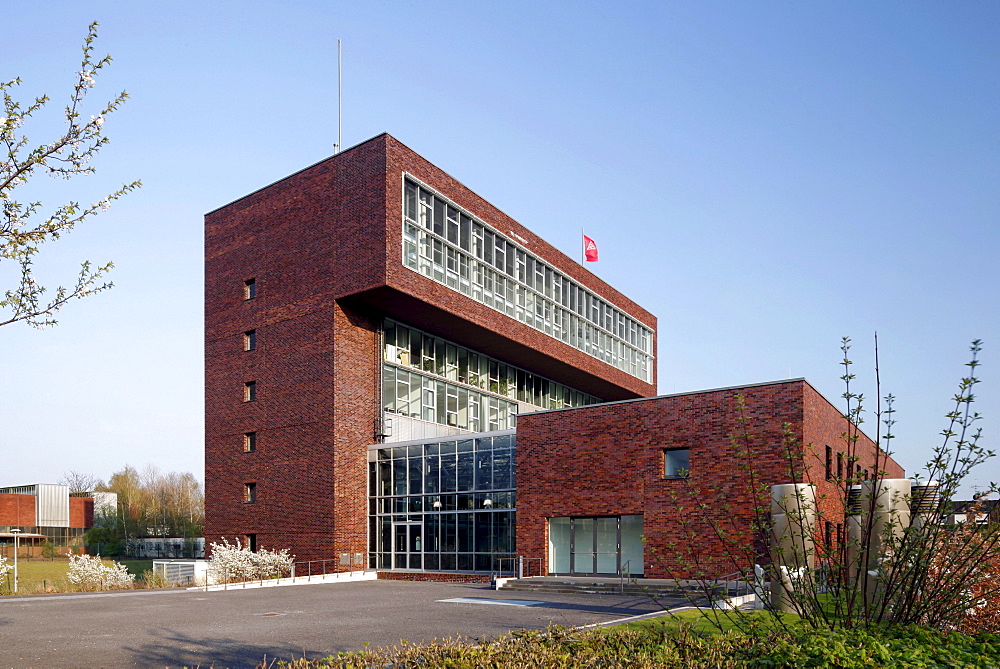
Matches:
[60,465,204,554]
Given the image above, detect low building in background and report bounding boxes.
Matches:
[0,484,96,557]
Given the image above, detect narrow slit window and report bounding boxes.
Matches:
[244,278,256,300]
[244,432,256,453]
[244,482,257,503]
[244,330,256,351]
[244,381,257,402]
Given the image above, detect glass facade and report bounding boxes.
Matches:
[383,319,599,432]
[369,432,516,572]
[402,177,654,383]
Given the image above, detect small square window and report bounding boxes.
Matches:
[244,330,256,351]
[244,432,256,453]
[663,448,690,479]
[244,381,257,402]
[244,482,257,503]
[244,278,256,300]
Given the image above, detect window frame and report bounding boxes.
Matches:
[243,278,256,300]
[244,381,257,402]
[244,482,257,503]
[244,432,256,453]
[662,448,691,480]
[244,330,257,351]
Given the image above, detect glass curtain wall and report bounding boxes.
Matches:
[402,178,654,383]
[369,432,516,572]
[383,319,599,432]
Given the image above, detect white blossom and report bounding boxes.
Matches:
[66,553,135,591]
[207,538,295,584]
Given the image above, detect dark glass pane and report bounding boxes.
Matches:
[408,456,423,495]
[457,513,473,552]
[425,455,440,494]
[493,450,512,489]
[440,452,457,493]
[476,450,493,490]
[442,514,457,552]
[457,450,474,491]
[476,513,492,552]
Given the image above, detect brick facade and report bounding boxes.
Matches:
[0,493,36,527]
[204,134,656,563]
[515,380,904,579]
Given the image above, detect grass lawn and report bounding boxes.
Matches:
[618,608,804,636]
[2,557,154,594]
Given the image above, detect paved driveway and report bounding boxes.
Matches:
[0,580,681,668]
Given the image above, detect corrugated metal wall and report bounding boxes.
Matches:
[35,484,70,527]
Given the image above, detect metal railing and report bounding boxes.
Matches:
[496,556,543,579]
[619,560,633,592]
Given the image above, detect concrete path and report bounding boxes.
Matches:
[0,580,682,668]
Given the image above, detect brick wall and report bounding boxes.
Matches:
[515,380,905,580]
[69,497,94,528]
[0,493,36,527]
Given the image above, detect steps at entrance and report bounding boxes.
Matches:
[499,577,714,600]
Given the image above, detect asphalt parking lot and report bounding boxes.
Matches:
[0,580,682,668]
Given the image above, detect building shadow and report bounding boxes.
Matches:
[122,627,329,668]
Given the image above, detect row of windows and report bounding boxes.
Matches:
[371,436,516,497]
[402,178,654,382]
[385,320,598,410]
[383,365,518,431]
[824,445,871,482]
[241,280,259,506]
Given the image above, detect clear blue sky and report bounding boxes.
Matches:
[3,1,998,497]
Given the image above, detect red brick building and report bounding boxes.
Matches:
[0,484,95,558]
[205,134,902,578]
[205,134,656,565]
[516,380,904,578]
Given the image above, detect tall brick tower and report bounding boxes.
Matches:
[205,134,657,564]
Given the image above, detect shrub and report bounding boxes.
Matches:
[207,537,294,584]
[267,623,1000,668]
[66,553,135,591]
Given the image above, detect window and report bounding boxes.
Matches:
[836,453,843,481]
[244,482,256,503]
[663,448,690,479]
[825,446,833,481]
[244,432,256,453]
[244,278,256,300]
[245,533,257,552]
[244,330,256,351]
[244,381,257,402]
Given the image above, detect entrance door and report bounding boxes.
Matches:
[393,522,422,570]
[549,515,644,576]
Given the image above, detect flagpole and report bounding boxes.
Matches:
[581,227,585,264]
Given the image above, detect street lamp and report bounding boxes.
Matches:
[10,529,20,595]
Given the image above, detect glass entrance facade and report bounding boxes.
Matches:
[369,431,516,572]
[548,515,644,576]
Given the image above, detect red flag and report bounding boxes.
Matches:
[583,234,599,262]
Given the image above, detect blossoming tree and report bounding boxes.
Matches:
[1,21,140,328]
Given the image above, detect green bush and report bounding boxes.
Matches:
[272,623,1000,668]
